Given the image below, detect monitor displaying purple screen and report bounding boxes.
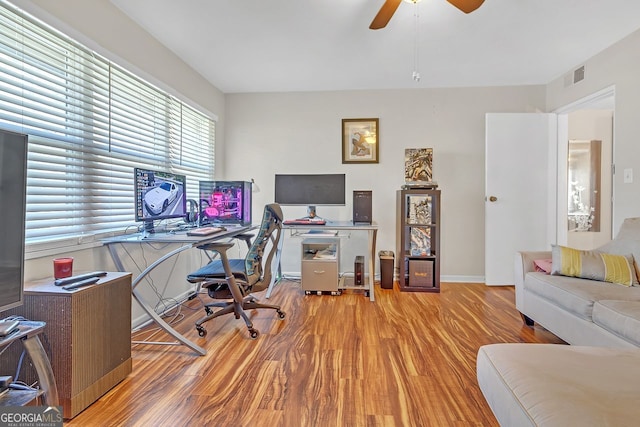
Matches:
[199,181,252,225]
[134,168,187,222]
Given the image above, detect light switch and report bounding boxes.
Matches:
[624,168,633,183]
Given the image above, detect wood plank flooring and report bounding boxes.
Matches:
[66,281,564,426]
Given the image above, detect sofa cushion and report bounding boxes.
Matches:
[593,300,640,347]
[524,271,640,321]
[477,344,640,427]
[603,216,640,243]
[598,217,640,278]
[551,245,638,287]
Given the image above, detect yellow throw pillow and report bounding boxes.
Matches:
[550,245,639,287]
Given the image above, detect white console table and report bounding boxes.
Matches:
[268,221,378,301]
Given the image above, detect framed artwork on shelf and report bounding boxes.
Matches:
[406,195,432,225]
[405,148,433,183]
[410,227,431,256]
[342,118,379,164]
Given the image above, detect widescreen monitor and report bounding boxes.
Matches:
[0,130,27,314]
[134,168,187,231]
[199,181,252,225]
[274,174,346,218]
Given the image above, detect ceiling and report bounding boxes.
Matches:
[110,0,640,94]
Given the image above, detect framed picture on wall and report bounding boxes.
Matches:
[342,118,379,164]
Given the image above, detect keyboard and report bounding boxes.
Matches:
[187,226,226,236]
[283,219,326,225]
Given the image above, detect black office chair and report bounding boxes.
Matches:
[188,203,286,339]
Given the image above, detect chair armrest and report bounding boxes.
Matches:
[514,250,551,311]
[196,241,235,253]
[234,233,254,249]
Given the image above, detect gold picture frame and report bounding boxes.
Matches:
[342,118,379,164]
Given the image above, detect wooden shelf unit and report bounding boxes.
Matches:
[397,188,441,292]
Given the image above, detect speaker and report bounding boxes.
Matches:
[354,255,364,286]
[186,198,198,224]
[353,190,372,224]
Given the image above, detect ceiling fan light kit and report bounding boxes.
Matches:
[369,0,485,30]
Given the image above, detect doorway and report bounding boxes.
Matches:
[555,88,614,249]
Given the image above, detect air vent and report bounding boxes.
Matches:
[573,65,585,84]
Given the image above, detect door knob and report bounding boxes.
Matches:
[488,196,498,202]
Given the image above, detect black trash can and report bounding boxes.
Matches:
[379,250,394,289]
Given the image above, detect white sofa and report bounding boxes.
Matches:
[477,343,640,426]
[477,218,640,425]
[514,217,640,347]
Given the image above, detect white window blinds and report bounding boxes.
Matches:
[0,2,215,242]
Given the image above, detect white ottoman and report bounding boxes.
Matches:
[476,343,640,426]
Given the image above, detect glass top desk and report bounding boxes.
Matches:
[103,225,254,356]
[274,221,378,301]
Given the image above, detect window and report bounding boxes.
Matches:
[0,2,215,242]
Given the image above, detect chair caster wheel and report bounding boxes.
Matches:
[249,329,259,339]
[277,310,286,319]
[196,326,207,337]
[205,307,213,315]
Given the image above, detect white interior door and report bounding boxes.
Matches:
[485,113,557,285]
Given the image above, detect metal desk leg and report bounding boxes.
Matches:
[368,228,377,302]
[110,243,206,356]
[131,288,206,355]
[22,335,59,406]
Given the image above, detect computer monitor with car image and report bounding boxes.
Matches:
[134,167,187,234]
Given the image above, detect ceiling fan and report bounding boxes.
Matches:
[370,0,485,30]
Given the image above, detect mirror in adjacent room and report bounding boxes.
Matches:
[567,139,601,232]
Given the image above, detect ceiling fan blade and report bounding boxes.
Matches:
[446,0,485,14]
[369,0,403,30]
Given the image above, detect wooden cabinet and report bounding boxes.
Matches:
[301,238,340,295]
[1,272,132,418]
[397,188,441,292]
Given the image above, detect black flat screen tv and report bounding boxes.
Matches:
[0,130,27,314]
[274,174,346,218]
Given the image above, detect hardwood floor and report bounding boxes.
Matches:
[66,281,564,426]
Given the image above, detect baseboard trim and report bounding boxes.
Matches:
[441,275,486,284]
[282,272,487,285]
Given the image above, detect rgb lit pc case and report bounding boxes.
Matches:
[198,181,252,225]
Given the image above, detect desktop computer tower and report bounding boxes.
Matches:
[354,255,364,286]
[353,190,372,224]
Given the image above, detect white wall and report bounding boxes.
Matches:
[226,87,546,280]
[547,29,640,232]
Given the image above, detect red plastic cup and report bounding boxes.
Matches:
[53,257,74,279]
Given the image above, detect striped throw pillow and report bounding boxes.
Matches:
[550,245,639,287]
